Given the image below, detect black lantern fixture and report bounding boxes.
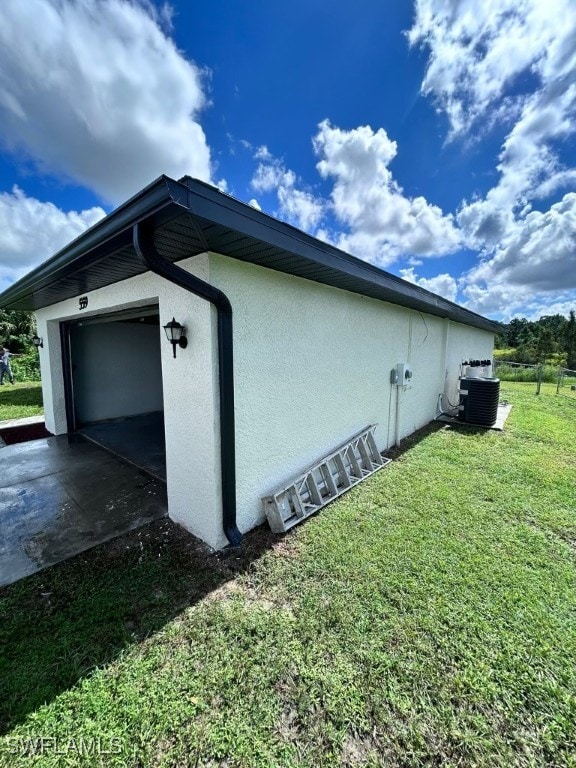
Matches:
[32,335,44,349]
[163,317,188,358]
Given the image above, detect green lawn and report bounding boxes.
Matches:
[0,381,43,422]
[1,383,575,767]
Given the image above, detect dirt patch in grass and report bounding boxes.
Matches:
[52,517,284,595]
[340,731,382,767]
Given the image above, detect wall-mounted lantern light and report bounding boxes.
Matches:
[32,335,44,349]
[163,317,188,358]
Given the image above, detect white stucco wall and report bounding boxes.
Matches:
[208,254,494,536]
[35,250,493,549]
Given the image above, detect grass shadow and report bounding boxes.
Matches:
[383,418,498,463]
[383,420,447,461]
[0,518,279,734]
[0,383,43,409]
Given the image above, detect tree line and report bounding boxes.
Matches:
[496,310,576,370]
[0,309,41,381]
[0,309,37,352]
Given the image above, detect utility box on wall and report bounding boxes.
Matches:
[395,363,413,386]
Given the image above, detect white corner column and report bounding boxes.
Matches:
[159,282,227,550]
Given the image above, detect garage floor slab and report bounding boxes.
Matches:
[0,434,167,587]
[79,411,166,481]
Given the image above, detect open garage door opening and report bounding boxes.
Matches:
[63,306,166,481]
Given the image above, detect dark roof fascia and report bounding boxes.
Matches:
[0,173,503,335]
[179,178,504,335]
[0,175,187,310]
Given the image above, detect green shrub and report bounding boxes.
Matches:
[493,347,567,367]
[493,348,515,360]
[10,351,41,382]
[495,363,557,383]
[548,352,568,366]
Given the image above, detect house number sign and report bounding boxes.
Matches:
[79,296,88,310]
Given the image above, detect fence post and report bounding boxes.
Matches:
[556,367,563,395]
[536,364,542,395]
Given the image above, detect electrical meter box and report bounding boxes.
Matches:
[396,363,413,385]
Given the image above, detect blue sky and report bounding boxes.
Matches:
[0,0,575,321]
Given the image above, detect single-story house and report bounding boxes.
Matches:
[0,176,501,549]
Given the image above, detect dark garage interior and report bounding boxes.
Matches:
[67,306,166,481]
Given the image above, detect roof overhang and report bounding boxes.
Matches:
[0,175,503,335]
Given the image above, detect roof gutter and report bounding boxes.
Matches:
[0,176,188,311]
[179,178,505,336]
[133,220,242,548]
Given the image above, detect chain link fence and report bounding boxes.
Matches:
[556,367,576,400]
[494,360,576,401]
[493,361,545,395]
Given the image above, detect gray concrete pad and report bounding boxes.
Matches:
[0,433,167,587]
[493,403,513,430]
[79,411,166,481]
[437,403,513,430]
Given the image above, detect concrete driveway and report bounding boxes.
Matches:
[0,433,167,587]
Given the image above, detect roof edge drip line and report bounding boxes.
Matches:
[133,220,243,548]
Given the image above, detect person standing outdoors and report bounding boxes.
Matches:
[0,347,7,384]
[0,346,17,385]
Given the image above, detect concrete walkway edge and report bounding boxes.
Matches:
[0,414,46,429]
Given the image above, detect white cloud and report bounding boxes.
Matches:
[460,193,576,318]
[0,187,105,290]
[254,145,273,161]
[460,283,531,318]
[248,198,262,211]
[464,193,576,290]
[458,80,576,249]
[414,0,576,240]
[251,156,324,231]
[252,161,295,194]
[276,186,325,232]
[399,267,458,302]
[410,0,576,318]
[534,170,576,200]
[409,0,576,137]
[249,121,460,267]
[461,281,576,322]
[0,0,212,203]
[313,121,461,264]
[520,297,576,322]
